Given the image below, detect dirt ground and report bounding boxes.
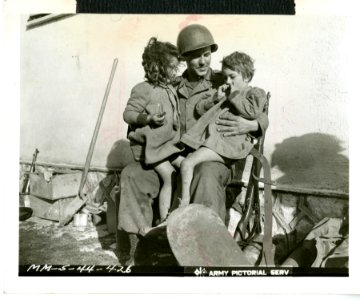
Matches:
[19,215,119,266]
[19,213,177,267]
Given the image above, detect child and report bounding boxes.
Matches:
[123,37,184,235]
[179,51,267,206]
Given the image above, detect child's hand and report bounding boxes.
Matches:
[216,84,230,101]
[147,112,166,126]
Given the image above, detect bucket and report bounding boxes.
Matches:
[72,212,88,230]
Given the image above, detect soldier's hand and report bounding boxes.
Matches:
[216,112,259,136]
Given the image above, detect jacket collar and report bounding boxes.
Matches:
[177,69,214,99]
[153,82,177,95]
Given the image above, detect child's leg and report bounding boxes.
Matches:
[171,155,185,169]
[154,161,176,222]
[180,147,225,205]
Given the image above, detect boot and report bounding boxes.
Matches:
[116,230,139,266]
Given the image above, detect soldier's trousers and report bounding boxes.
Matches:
[118,161,232,234]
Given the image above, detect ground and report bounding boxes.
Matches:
[19,216,119,266]
[19,214,177,267]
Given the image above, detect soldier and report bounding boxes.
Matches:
[117,24,269,265]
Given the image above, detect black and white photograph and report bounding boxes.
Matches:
[2,0,359,296]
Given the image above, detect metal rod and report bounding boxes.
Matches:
[78,58,118,199]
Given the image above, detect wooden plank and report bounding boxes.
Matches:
[229,180,348,199]
[20,160,121,173]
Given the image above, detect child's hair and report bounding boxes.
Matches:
[142,37,179,85]
[221,51,255,82]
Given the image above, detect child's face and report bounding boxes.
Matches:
[166,56,179,83]
[222,67,248,93]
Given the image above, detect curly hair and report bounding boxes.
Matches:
[221,51,255,82]
[142,37,179,85]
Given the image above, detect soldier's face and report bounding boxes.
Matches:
[185,47,212,78]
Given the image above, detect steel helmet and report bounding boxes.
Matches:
[177,24,218,56]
